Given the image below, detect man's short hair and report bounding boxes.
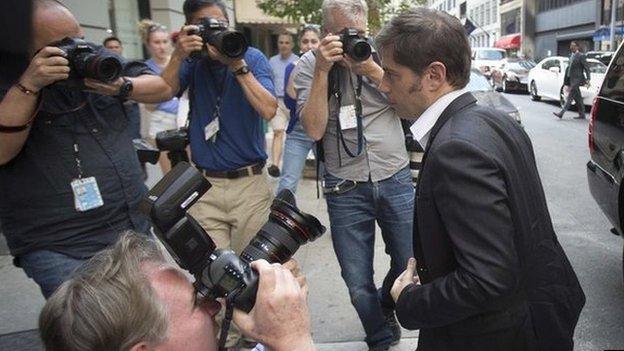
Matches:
[39,232,169,351]
[103,36,122,46]
[322,0,368,28]
[183,0,229,22]
[278,31,293,40]
[376,8,471,89]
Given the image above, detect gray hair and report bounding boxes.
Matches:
[376,7,471,89]
[39,232,169,351]
[322,0,368,29]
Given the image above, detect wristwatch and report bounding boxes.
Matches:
[117,77,133,99]
[233,65,251,76]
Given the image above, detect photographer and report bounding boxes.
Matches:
[294,0,413,350]
[40,232,316,351]
[0,0,173,298]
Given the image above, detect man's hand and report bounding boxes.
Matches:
[206,44,245,71]
[283,259,306,289]
[19,47,70,92]
[84,77,124,96]
[391,258,421,303]
[315,35,344,73]
[173,25,204,59]
[233,260,315,351]
[344,55,384,85]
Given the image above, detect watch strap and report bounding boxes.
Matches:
[233,65,250,76]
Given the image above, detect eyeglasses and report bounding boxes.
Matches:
[149,24,167,32]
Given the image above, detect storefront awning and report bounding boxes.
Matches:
[494,33,521,50]
[593,26,624,42]
[234,0,293,25]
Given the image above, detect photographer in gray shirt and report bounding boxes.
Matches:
[293,1,413,349]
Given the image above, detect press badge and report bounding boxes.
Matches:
[339,105,358,130]
[204,118,220,142]
[71,177,104,212]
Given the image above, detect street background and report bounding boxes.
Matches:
[0,91,623,350]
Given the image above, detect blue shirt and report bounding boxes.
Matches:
[146,59,179,115]
[269,53,298,97]
[179,47,275,171]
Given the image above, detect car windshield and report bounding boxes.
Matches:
[507,61,536,70]
[466,71,492,92]
[475,50,505,60]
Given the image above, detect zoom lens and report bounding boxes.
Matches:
[346,39,372,62]
[212,31,248,59]
[74,52,122,82]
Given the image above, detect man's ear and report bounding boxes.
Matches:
[130,342,151,351]
[424,62,448,91]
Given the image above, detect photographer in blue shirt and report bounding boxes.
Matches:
[159,1,277,348]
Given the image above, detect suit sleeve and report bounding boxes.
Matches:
[396,139,522,329]
[580,54,591,82]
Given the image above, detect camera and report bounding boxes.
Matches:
[141,162,326,312]
[189,17,248,60]
[133,138,160,164]
[339,28,372,62]
[54,37,123,89]
[156,127,190,168]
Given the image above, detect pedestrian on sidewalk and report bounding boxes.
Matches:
[554,41,591,120]
[295,1,413,350]
[277,25,321,194]
[379,8,585,351]
[267,31,299,177]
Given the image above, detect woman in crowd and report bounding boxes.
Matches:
[277,25,321,194]
[138,19,179,174]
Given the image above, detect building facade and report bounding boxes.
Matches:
[467,0,500,47]
[596,0,624,51]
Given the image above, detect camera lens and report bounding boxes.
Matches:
[240,190,325,264]
[75,52,122,82]
[348,40,372,62]
[213,31,248,59]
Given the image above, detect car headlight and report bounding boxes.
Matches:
[508,111,522,123]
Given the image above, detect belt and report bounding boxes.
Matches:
[199,162,265,179]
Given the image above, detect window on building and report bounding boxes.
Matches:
[501,7,521,35]
[108,0,146,60]
[539,0,587,13]
[486,5,491,25]
[602,0,624,26]
[492,0,497,23]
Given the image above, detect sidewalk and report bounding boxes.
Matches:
[0,160,418,350]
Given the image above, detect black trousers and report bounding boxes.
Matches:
[560,82,585,117]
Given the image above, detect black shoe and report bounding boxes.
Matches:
[574,115,586,120]
[369,344,390,351]
[383,308,401,346]
[553,111,563,119]
[267,165,280,177]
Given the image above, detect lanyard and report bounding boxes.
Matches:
[206,65,231,121]
[71,114,85,179]
[331,67,365,163]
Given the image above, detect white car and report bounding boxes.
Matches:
[471,48,507,80]
[528,56,607,107]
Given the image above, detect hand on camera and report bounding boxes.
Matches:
[19,47,70,93]
[315,34,343,73]
[391,257,421,303]
[344,55,380,78]
[84,77,124,96]
[174,25,204,59]
[205,44,245,71]
[233,259,315,351]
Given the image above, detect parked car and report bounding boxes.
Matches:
[528,56,607,108]
[471,47,507,81]
[467,68,521,124]
[587,43,624,285]
[491,59,536,93]
[587,50,614,66]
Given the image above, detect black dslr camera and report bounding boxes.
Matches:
[189,17,248,60]
[141,162,326,312]
[54,37,123,89]
[156,127,190,168]
[339,28,372,62]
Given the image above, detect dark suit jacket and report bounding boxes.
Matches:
[565,52,591,86]
[396,92,585,351]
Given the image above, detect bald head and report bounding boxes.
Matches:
[31,0,82,55]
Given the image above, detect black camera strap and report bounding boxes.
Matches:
[218,288,242,351]
[206,65,231,122]
[330,67,364,166]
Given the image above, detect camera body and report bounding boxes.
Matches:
[141,162,326,312]
[189,17,248,60]
[155,127,190,167]
[54,37,123,89]
[339,28,372,62]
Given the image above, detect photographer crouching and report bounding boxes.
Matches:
[0,0,173,298]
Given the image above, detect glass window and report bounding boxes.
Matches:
[476,49,506,60]
[600,46,624,101]
[108,0,143,60]
[486,6,491,25]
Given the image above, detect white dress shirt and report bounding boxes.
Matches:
[410,89,468,149]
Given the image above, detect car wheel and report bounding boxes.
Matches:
[560,86,577,110]
[530,81,541,101]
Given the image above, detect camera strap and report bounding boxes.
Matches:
[330,67,364,166]
[218,289,242,351]
[207,65,231,122]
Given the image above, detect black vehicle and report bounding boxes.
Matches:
[587,51,614,67]
[587,43,624,284]
[466,69,522,124]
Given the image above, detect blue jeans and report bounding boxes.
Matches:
[324,167,414,347]
[17,250,87,299]
[277,124,316,194]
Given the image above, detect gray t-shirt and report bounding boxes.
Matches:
[293,51,408,182]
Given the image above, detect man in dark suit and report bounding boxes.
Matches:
[376,8,585,351]
[554,41,591,119]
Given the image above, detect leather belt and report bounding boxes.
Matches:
[199,162,265,179]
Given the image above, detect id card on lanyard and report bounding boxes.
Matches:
[70,116,104,212]
[204,66,231,143]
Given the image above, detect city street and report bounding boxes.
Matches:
[1,91,624,350]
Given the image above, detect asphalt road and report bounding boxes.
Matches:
[501,91,624,350]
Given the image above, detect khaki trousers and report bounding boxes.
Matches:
[188,172,273,347]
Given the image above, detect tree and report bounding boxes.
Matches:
[256,0,426,33]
